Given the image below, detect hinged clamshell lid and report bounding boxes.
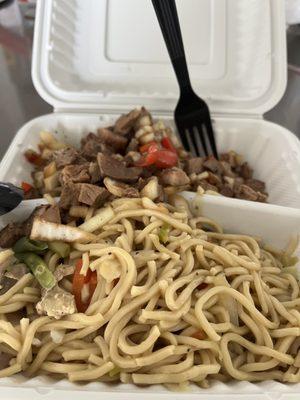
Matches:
[32,0,287,115]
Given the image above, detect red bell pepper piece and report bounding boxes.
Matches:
[21,181,33,193]
[153,150,178,168]
[72,259,97,312]
[161,137,177,153]
[139,141,159,154]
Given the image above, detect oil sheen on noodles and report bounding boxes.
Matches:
[0,196,299,389]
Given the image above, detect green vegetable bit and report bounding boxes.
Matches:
[158,224,170,244]
[48,241,70,258]
[15,253,56,290]
[13,237,48,254]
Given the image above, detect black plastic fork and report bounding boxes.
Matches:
[152,0,218,158]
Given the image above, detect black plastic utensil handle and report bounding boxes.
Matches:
[152,0,191,92]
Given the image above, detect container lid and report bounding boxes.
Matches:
[32,0,287,115]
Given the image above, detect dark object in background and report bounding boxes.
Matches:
[151,0,218,158]
[0,182,23,216]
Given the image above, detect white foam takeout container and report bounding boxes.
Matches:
[0,195,300,399]
[1,0,300,398]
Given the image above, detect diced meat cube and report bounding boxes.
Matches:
[81,133,113,161]
[235,184,258,201]
[59,164,90,185]
[185,157,204,175]
[198,181,218,193]
[220,185,234,198]
[78,184,109,207]
[89,162,102,183]
[220,161,236,178]
[59,182,80,209]
[207,172,222,187]
[240,162,253,180]
[159,167,190,186]
[114,108,141,135]
[36,205,61,224]
[97,153,142,182]
[220,151,238,167]
[52,148,85,169]
[245,179,265,193]
[97,128,128,152]
[257,192,268,203]
[202,156,222,174]
[103,178,139,198]
[0,223,24,248]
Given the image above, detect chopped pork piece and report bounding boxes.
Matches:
[245,179,266,193]
[202,156,222,174]
[89,162,102,183]
[220,161,236,178]
[97,128,128,152]
[52,148,86,169]
[78,184,109,207]
[219,185,234,198]
[59,164,90,185]
[97,153,142,182]
[103,177,139,198]
[59,182,80,209]
[113,108,141,135]
[0,223,24,248]
[159,167,190,187]
[235,184,258,201]
[185,157,204,175]
[35,205,61,225]
[240,162,253,180]
[36,286,76,319]
[0,276,16,295]
[81,133,113,161]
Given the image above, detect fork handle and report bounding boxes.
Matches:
[152,0,192,92]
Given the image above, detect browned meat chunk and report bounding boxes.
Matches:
[59,182,80,209]
[78,184,109,207]
[220,185,234,197]
[59,164,90,185]
[207,172,222,187]
[245,179,265,193]
[240,162,253,180]
[202,156,222,174]
[0,223,24,248]
[220,161,236,178]
[89,162,102,183]
[81,133,113,161]
[126,138,139,153]
[185,157,204,175]
[97,128,128,152]
[34,205,61,225]
[53,148,85,169]
[235,184,258,201]
[257,192,268,203]
[198,181,218,192]
[103,178,139,198]
[159,167,190,186]
[97,153,142,183]
[114,109,141,135]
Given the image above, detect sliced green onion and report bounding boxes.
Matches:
[13,237,48,254]
[48,241,70,258]
[158,224,170,244]
[281,254,299,268]
[15,253,56,290]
